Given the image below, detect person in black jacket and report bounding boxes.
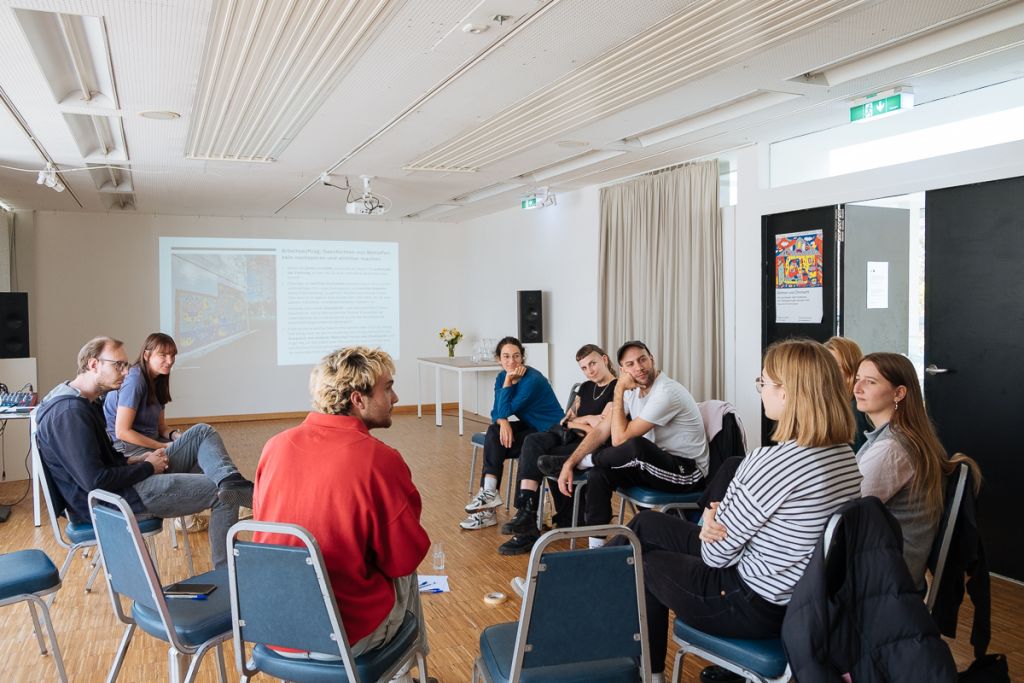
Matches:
[36,336,253,568]
[781,496,958,682]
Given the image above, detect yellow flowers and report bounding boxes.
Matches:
[439,327,463,356]
[439,328,463,344]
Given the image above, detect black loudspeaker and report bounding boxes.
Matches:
[0,292,29,358]
[517,290,544,343]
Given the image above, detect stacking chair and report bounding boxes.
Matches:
[0,549,69,682]
[669,513,847,683]
[925,461,970,611]
[226,520,429,683]
[473,525,651,682]
[32,443,166,599]
[88,490,231,683]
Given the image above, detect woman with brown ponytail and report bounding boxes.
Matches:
[854,352,981,587]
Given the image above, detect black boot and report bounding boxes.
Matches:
[500,491,539,535]
[498,531,540,556]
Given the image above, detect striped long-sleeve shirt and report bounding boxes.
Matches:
[701,440,862,604]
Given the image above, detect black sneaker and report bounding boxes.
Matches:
[498,532,539,556]
[218,479,254,508]
[501,502,538,535]
[537,454,569,477]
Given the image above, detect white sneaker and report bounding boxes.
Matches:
[460,510,497,530]
[464,487,503,512]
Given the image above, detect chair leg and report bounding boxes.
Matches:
[468,444,480,494]
[25,598,48,654]
[177,519,195,576]
[169,646,188,683]
[416,650,429,683]
[28,595,69,683]
[106,623,136,683]
[215,642,228,683]
[671,649,685,683]
[49,547,83,606]
[85,555,103,592]
[569,482,586,550]
[537,479,548,532]
[618,497,626,524]
[505,458,517,511]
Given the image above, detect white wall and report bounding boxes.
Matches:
[460,186,601,411]
[732,138,1024,445]
[19,211,472,417]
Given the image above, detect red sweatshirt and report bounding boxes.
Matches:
[253,412,430,644]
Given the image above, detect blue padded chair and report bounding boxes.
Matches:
[667,516,848,683]
[0,549,68,682]
[88,490,231,683]
[616,486,703,524]
[925,462,969,612]
[473,524,651,682]
[226,520,429,683]
[32,442,166,600]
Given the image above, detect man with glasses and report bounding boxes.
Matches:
[35,336,252,568]
[542,340,708,547]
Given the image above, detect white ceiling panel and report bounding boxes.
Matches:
[1,0,1022,218]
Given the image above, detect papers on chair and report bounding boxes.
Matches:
[418,575,450,593]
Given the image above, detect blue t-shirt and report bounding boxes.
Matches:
[103,366,163,442]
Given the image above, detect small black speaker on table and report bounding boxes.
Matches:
[0,292,30,358]
[517,290,544,343]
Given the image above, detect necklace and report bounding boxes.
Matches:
[592,379,612,401]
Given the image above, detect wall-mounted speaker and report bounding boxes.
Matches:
[0,292,29,359]
[517,290,544,343]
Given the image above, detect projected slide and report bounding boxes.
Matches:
[159,237,399,366]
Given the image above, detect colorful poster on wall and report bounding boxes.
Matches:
[774,229,824,323]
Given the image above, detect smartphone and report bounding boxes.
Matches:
[163,582,217,597]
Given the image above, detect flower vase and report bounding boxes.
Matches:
[447,344,456,358]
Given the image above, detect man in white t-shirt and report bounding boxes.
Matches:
[549,341,708,541]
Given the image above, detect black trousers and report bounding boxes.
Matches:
[517,427,585,523]
[584,437,704,525]
[612,511,787,673]
[481,421,536,487]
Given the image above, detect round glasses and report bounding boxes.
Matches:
[754,376,781,393]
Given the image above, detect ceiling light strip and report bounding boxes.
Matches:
[202,0,271,158]
[454,0,852,168]
[411,0,859,171]
[220,0,300,154]
[187,0,239,156]
[57,14,92,101]
[227,0,332,159]
[408,0,778,166]
[252,0,389,160]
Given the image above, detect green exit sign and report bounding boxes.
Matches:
[850,92,913,122]
[521,196,539,209]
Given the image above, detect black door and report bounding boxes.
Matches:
[761,206,840,443]
[926,176,1024,580]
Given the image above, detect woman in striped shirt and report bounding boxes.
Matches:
[619,339,863,681]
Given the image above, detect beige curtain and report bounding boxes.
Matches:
[598,160,723,400]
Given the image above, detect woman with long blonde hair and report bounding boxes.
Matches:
[854,352,981,586]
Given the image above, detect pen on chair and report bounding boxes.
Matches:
[165,594,207,600]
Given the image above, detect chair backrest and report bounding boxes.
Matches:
[87,490,181,645]
[226,521,360,680]
[925,462,969,611]
[511,525,650,680]
[563,382,582,413]
[30,427,76,550]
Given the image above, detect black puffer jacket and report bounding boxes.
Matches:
[781,496,957,682]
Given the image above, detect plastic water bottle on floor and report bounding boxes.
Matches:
[431,541,445,573]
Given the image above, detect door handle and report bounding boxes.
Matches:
[925,364,949,375]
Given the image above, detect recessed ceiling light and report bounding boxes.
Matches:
[462,23,489,34]
[556,140,589,148]
[139,110,181,120]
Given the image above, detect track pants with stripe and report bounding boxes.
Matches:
[584,436,704,525]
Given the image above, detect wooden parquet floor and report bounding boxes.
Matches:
[1,412,1021,682]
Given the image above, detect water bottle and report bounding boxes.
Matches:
[431,541,446,573]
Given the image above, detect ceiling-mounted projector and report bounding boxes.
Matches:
[321,173,392,215]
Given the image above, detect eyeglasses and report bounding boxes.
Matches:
[754,376,781,393]
[98,358,131,373]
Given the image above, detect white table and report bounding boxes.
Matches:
[0,409,41,526]
[416,356,500,435]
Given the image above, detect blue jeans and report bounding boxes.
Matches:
[129,423,241,567]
